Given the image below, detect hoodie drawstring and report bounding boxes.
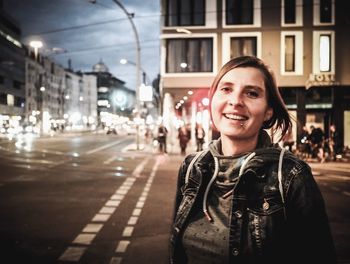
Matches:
[202,152,256,222]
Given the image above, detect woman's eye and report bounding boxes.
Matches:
[220,87,231,92]
[246,90,259,98]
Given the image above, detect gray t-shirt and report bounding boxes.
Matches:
[182,154,247,264]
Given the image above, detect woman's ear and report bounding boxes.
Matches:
[264,108,273,121]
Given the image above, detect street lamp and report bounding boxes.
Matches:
[112,0,142,150]
[120,58,150,85]
[90,0,142,149]
[29,40,43,60]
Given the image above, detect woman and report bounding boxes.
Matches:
[170,56,336,264]
[195,123,205,151]
[178,125,191,155]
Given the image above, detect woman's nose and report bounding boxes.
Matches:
[228,92,244,106]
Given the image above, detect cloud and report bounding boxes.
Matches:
[4,0,160,89]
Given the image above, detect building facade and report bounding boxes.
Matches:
[25,53,98,133]
[0,4,25,132]
[160,0,350,148]
[86,60,136,123]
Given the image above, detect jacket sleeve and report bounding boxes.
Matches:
[286,164,337,263]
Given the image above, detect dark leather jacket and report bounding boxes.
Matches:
[169,146,336,264]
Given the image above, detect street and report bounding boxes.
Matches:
[0,132,349,264]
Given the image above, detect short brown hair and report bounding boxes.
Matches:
[208,56,291,140]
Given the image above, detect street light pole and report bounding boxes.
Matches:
[120,58,150,84]
[112,0,142,150]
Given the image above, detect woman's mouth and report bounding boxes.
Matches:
[223,113,248,121]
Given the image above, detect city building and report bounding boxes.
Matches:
[25,51,98,133]
[160,0,350,148]
[0,2,25,133]
[86,60,136,123]
[64,69,98,131]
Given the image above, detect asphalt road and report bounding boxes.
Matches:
[0,132,349,264]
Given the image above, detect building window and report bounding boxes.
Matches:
[230,37,257,58]
[7,94,14,106]
[222,32,261,64]
[281,31,303,75]
[166,38,213,73]
[319,34,331,72]
[224,0,261,27]
[13,80,21,89]
[166,0,205,26]
[313,0,334,25]
[313,31,334,73]
[226,0,253,25]
[0,93,6,105]
[282,0,303,26]
[285,36,295,71]
[320,0,332,23]
[284,0,296,24]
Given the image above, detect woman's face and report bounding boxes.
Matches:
[211,67,273,142]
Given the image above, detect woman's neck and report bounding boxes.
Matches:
[220,134,258,156]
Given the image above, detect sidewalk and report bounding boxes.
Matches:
[309,161,350,174]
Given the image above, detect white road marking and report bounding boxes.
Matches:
[59,246,86,262]
[106,200,121,207]
[110,194,124,200]
[100,207,116,214]
[92,214,111,222]
[115,240,130,253]
[132,158,149,177]
[58,158,149,262]
[116,189,128,195]
[109,257,123,264]
[132,208,142,216]
[86,139,125,155]
[122,226,134,237]
[136,201,144,208]
[104,156,118,165]
[343,191,350,197]
[127,216,138,225]
[73,234,96,245]
[330,186,340,192]
[83,223,103,233]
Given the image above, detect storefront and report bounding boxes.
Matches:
[280,85,350,149]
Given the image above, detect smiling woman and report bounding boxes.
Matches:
[170,56,337,264]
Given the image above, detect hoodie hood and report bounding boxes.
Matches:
[208,129,274,157]
[202,130,286,222]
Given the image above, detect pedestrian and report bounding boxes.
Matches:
[329,124,341,161]
[178,125,190,155]
[170,56,336,264]
[157,124,168,153]
[195,124,205,151]
[309,125,325,162]
[299,125,311,159]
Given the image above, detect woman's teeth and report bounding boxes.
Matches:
[224,114,248,121]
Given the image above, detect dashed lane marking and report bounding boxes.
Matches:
[86,139,126,155]
[59,247,86,262]
[109,257,123,264]
[110,157,160,263]
[343,191,350,197]
[58,158,149,262]
[122,226,134,237]
[115,240,130,253]
[73,234,96,245]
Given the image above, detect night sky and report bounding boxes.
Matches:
[3,0,160,90]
